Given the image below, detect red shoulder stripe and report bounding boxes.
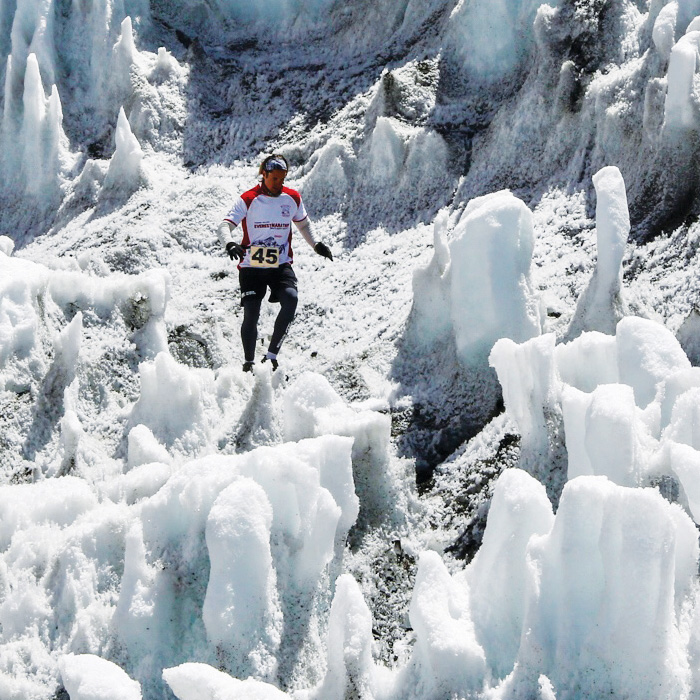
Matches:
[282,186,301,206]
[241,185,262,208]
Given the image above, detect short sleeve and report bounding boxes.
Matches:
[292,197,308,222]
[224,197,249,226]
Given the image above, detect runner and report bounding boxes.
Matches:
[217,154,333,372]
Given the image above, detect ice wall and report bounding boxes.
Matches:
[59,654,143,700]
[446,0,563,85]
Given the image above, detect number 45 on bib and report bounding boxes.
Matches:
[250,246,280,268]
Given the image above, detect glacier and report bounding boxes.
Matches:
[3,0,700,698]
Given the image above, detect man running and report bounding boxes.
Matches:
[217,154,333,372]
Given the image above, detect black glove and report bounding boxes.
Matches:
[226,242,245,261]
[314,242,333,261]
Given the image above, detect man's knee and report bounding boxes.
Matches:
[242,298,262,324]
[279,286,298,308]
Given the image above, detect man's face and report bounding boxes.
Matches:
[262,169,287,196]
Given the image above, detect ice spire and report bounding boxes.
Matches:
[102,107,145,195]
[565,166,629,339]
[12,52,67,198]
[110,16,141,109]
[663,30,700,130]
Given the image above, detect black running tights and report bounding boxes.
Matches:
[241,287,298,362]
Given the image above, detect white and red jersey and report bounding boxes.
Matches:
[223,185,308,268]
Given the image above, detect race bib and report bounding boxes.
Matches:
[249,246,280,268]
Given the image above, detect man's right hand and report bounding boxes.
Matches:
[226,242,245,261]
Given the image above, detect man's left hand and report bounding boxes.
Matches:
[314,242,333,261]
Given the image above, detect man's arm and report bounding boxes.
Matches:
[218,220,246,261]
[217,220,236,247]
[294,217,317,247]
[295,218,333,261]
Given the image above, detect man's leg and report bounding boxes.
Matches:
[268,286,298,357]
[241,297,262,362]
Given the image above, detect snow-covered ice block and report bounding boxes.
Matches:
[409,210,452,346]
[616,316,691,408]
[127,424,171,469]
[555,330,619,392]
[137,440,354,676]
[668,440,700,524]
[656,367,700,430]
[282,372,391,527]
[368,116,405,184]
[303,574,376,700]
[582,384,647,486]
[299,139,351,214]
[490,334,558,443]
[18,54,67,198]
[489,334,560,481]
[662,386,700,449]
[0,236,14,256]
[408,550,486,696]
[653,1,679,59]
[236,446,342,587]
[466,469,554,679]
[59,653,142,700]
[566,166,629,338]
[592,166,629,286]
[130,352,207,448]
[163,662,290,699]
[291,436,359,537]
[282,372,344,442]
[101,461,172,504]
[103,107,144,195]
[664,30,700,129]
[563,382,655,486]
[203,478,281,679]
[0,476,97,549]
[450,190,540,364]
[0,255,47,386]
[518,476,697,699]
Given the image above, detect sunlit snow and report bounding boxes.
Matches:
[3,0,700,699]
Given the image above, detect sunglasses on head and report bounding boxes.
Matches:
[263,158,288,172]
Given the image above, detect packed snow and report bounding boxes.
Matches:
[4,0,700,699]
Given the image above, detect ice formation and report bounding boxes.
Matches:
[565,166,629,338]
[102,108,145,196]
[59,654,142,700]
[4,0,700,700]
[410,190,541,368]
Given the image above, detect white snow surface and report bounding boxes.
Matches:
[4,1,700,699]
